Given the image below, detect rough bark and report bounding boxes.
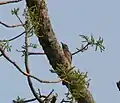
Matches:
[25,0,95,103]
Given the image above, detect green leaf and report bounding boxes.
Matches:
[79,35,89,42]
[90,35,95,46]
[11,8,19,15]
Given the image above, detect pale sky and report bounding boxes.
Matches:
[0,0,120,103]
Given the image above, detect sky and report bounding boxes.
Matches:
[0,0,120,103]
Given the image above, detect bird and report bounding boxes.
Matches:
[61,42,72,64]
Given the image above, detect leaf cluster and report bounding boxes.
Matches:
[50,64,89,102]
[0,40,12,52]
[80,35,105,52]
[11,8,19,15]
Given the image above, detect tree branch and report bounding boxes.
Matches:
[0,47,29,76]
[28,52,45,56]
[24,98,36,103]
[0,0,22,5]
[25,0,95,103]
[0,21,24,28]
[72,43,90,55]
[24,19,43,103]
[0,46,64,83]
[43,89,54,102]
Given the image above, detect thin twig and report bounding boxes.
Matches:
[23,18,43,102]
[0,0,22,5]
[19,51,45,56]
[0,21,24,28]
[8,31,25,41]
[13,98,37,103]
[16,15,24,27]
[0,27,33,43]
[28,52,45,55]
[72,43,90,55]
[16,50,45,57]
[43,89,54,102]
[30,75,63,83]
[0,48,63,83]
[0,47,29,76]
[24,98,36,103]
[8,27,33,41]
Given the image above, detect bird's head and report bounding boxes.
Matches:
[61,42,69,51]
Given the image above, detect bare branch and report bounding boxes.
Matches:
[0,47,28,76]
[16,50,45,56]
[0,21,24,28]
[9,31,26,41]
[0,0,22,5]
[8,27,33,41]
[24,98,36,103]
[72,43,90,55]
[0,27,33,42]
[0,47,64,84]
[30,76,64,83]
[43,89,54,102]
[24,20,43,102]
[13,98,36,103]
[28,52,45,56]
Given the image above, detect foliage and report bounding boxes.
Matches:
[50,64,90,102]
[11,8,19,15]
[80,35,105,52]
[0,40,12,52]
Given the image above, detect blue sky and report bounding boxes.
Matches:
[0,0,120,103]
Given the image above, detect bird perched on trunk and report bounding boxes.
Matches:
[61,42,72,64]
